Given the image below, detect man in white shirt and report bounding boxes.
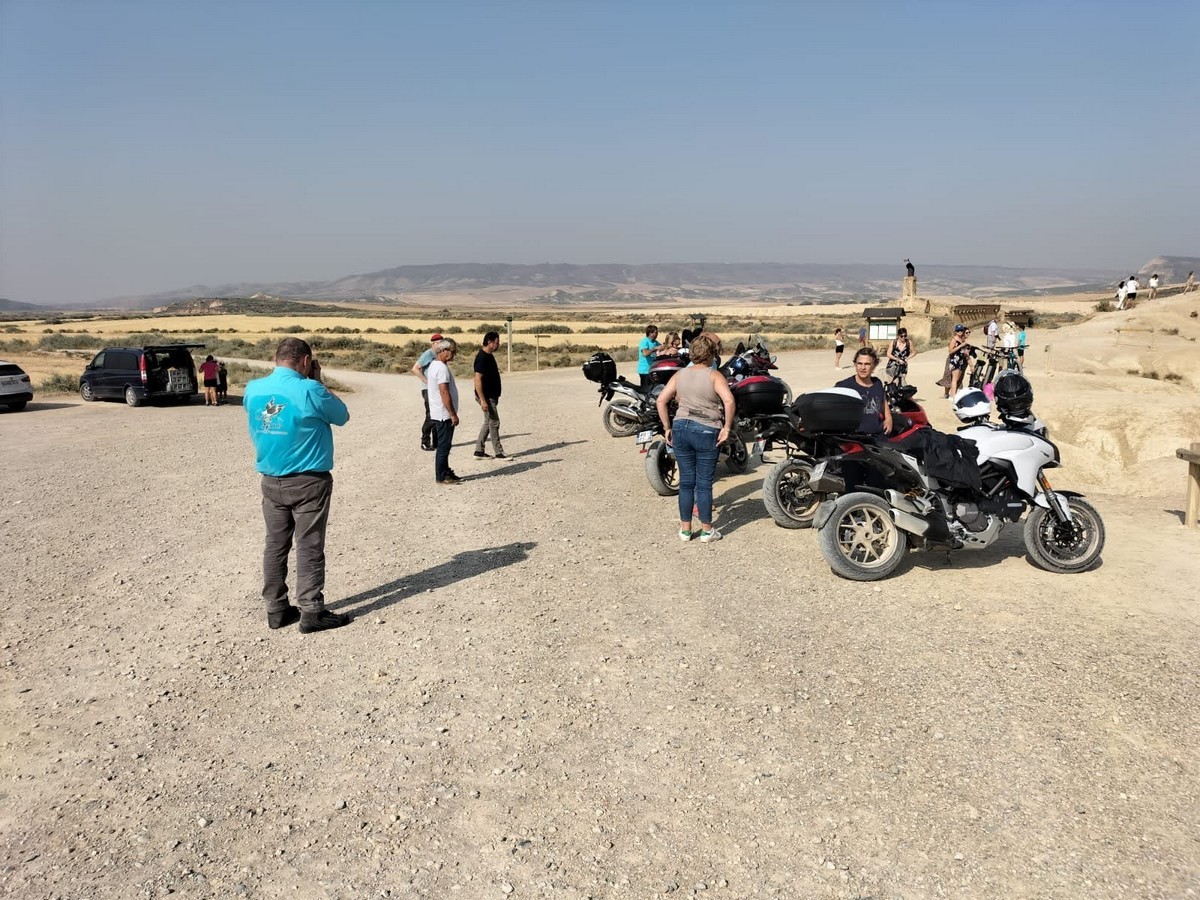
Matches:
[986,318,1000,349]
[426,339,462,484]
[1126,276,1139,305]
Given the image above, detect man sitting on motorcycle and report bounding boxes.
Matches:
[837,347,893,436]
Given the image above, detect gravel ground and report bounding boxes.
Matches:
[1,349,1197,900]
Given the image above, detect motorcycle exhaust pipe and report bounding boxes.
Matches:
[891,509,930,536]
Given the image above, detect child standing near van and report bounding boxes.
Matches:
[199,355,219,406]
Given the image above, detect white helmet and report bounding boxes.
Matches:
[952,387,991,422]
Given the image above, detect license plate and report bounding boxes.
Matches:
[635,430,654,444]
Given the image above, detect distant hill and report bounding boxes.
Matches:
[1135,256,1200,284]
[0,298,49,311]
[95,261,1130,310]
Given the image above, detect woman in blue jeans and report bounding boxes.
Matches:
[655,332,736,543]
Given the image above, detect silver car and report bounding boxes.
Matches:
[0,360,33,411]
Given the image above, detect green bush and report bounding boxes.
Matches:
[271,324,307,334]
[39,372,80,393]
[388,325,413,334]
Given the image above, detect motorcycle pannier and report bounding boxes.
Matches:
[582,352,617,384]
[649,357,684,385]
[791,388,864,432]
[731,375,789,415]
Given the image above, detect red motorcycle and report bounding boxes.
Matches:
[761,383,928,529]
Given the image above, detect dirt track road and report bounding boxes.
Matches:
[2,349,1197,899]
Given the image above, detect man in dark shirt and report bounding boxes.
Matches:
[472,331,506,459]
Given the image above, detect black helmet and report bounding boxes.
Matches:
[993,371,1033,419]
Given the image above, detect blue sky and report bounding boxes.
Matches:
[1,0,1197,303]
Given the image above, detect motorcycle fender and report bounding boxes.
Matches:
[814,499,838,531]
[1037,488,1083,521]
[808,462,845,494]
[891,508,930,536]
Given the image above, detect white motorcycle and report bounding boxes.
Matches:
[809,375,1105,581]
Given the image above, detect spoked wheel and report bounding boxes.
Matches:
[125,386,143,407]
[602,400,640,437]
[644,439,680,496]
[80,382,96,402]
[761,459,819,529]
[1023,495,1105,573]
[818,492,908,581]
[724,436,750,474]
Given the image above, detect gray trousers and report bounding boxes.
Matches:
[475,397,503,454]
[260,472,333,614]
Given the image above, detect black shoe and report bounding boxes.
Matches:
[298,610,352,633]
[267,605,301,630]
[473,450,490,459]
[438,473,463,485]
[421,443,434,451]
[494,452,506,459]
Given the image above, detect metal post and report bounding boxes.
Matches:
[505,315,513,373]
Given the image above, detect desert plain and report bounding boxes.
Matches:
[1,291,1199,899]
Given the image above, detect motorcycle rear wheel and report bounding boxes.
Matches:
[645,440,680,496]
[761,459,819,529]
[1023,495,1105,573]
[602,400,641,437]
[818,492,908,581]
[724,436,750,474]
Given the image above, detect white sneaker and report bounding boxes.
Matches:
[679,529,693,542]
[699,528,722,543]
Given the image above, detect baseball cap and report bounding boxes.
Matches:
[954,324,966,332]
[430,333,443,341]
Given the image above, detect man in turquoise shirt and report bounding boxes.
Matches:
[245,338,351,634]
[637,324,660,389]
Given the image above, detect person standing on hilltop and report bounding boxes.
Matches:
[1184,271,1196,294]
[472,331,505,460]
[1126,275,1139,306]
[244,337,351,634]
[427,338,462,484]
[410,333,443,451]
[905,259,915,278]
[655,332,735,544]
[985,317,1000,350]
[637,325,661,390]
[1148,273,1159,301]
[1115,280,1127,310]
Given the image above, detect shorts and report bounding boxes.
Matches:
[204,378,218,388]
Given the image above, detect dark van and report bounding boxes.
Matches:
[79,344,205,407]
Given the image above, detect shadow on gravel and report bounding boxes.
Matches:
[711,471,772,535]
[466,458,563,480]
[453,432,532,448]
[331,541,536,616]
[511,439,587,457]
[2,402,77,413]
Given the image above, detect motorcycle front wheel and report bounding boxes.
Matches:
[644,440,680,496]
[761,459,819,529]
[1023,495,1105,573]
[818,492,908,581]
[602,400,641,437]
